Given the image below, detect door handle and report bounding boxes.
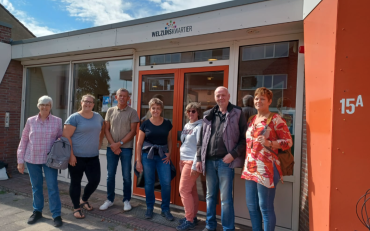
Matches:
[177,131,182,141]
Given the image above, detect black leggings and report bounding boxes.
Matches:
[68,156,101,209]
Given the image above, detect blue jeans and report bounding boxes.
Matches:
[205,159,235,231]
[141,153,171,212]
[106,147,133,202]
[26,162,61,219]
[245,164,280,231]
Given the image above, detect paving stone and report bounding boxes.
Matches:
[2,223,27,231]
[0,173,253,231]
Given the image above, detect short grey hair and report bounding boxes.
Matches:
[37,95,53,108]
[116,88,130,96]
[215,86,229,94]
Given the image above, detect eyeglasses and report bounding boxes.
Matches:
[39,104,51,107]
[82,100,94,104]
[187,110,197,114]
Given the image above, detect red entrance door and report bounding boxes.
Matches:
[133,66,228,215]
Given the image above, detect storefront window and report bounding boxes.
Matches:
[237,41,298,154]
[24,64,70,124]
[139,48,229,66]
[72,59,133,150]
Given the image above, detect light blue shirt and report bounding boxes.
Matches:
[65,112,103,157]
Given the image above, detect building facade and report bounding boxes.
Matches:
[2,0,369,230]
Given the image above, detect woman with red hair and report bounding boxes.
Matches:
[241,87,293,231]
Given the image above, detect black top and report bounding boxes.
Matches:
[198,102,247,162]
[206,107,229,160]
[140,118,173,153]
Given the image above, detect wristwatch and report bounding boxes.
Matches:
[120,141,124,145]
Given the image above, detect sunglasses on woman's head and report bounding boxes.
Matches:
[187,110,197,114]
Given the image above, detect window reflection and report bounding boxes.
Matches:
[140,48,230,66]
[237,41,298,155]
[25,64,70,124]
[72,59,133,150]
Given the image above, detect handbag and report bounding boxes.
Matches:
[46,137,71,170]
[249,113,294,176]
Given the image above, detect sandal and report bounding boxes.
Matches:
[80,201,93,211]
[73,209,85,219]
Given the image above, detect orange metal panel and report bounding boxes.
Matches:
[304,0,338,230]
[330,0,370,230]
[305,0,370,230]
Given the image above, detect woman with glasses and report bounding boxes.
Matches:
[176,102,203,231]
[17,95,63,227]
[63,94,105,219]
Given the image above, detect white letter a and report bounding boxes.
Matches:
[356,95,364,107]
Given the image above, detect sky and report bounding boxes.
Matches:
[0,0,232,37]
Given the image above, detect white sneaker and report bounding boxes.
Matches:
[123,200,132,211]
[99,200,113,210]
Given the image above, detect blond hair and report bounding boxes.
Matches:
[81,94,95,102]
[148,98,163,110]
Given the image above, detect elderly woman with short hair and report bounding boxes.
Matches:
[135,98,174,221]
[17,95,63,227]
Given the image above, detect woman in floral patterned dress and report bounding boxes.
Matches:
[241,87,293,231]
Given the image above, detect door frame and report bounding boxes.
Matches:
[133,68,180,204]
[133,66,229,215]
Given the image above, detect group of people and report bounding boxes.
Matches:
[17,86,293,231]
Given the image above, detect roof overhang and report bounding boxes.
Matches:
[11,0,304,61]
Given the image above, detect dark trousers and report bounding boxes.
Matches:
[68,156,101,209]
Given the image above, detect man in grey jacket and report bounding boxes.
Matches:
[196,86,247,231]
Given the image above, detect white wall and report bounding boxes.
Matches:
[0,42,11,84]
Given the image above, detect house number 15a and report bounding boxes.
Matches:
[340,95,364,114]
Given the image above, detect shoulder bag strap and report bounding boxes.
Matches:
[261,112,278,155]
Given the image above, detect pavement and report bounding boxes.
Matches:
[0,173,252,231]
[0,191,132,231]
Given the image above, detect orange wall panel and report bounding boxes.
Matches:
[304,0,338,230]
[330,0,370,230]
[305,0,370,230]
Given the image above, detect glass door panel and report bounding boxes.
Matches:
[140,74,174,125]
[139,74,174,192]
[183,71,224,126]
[133,70,180,203]
[174,66,229,215]
[182,71,224,207]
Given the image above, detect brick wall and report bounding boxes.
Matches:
[0,25,23,173]
[299,96,309,231]
[0,25,11,43]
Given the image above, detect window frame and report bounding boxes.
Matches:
[241,42,290,61]
[240,74,288,90]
